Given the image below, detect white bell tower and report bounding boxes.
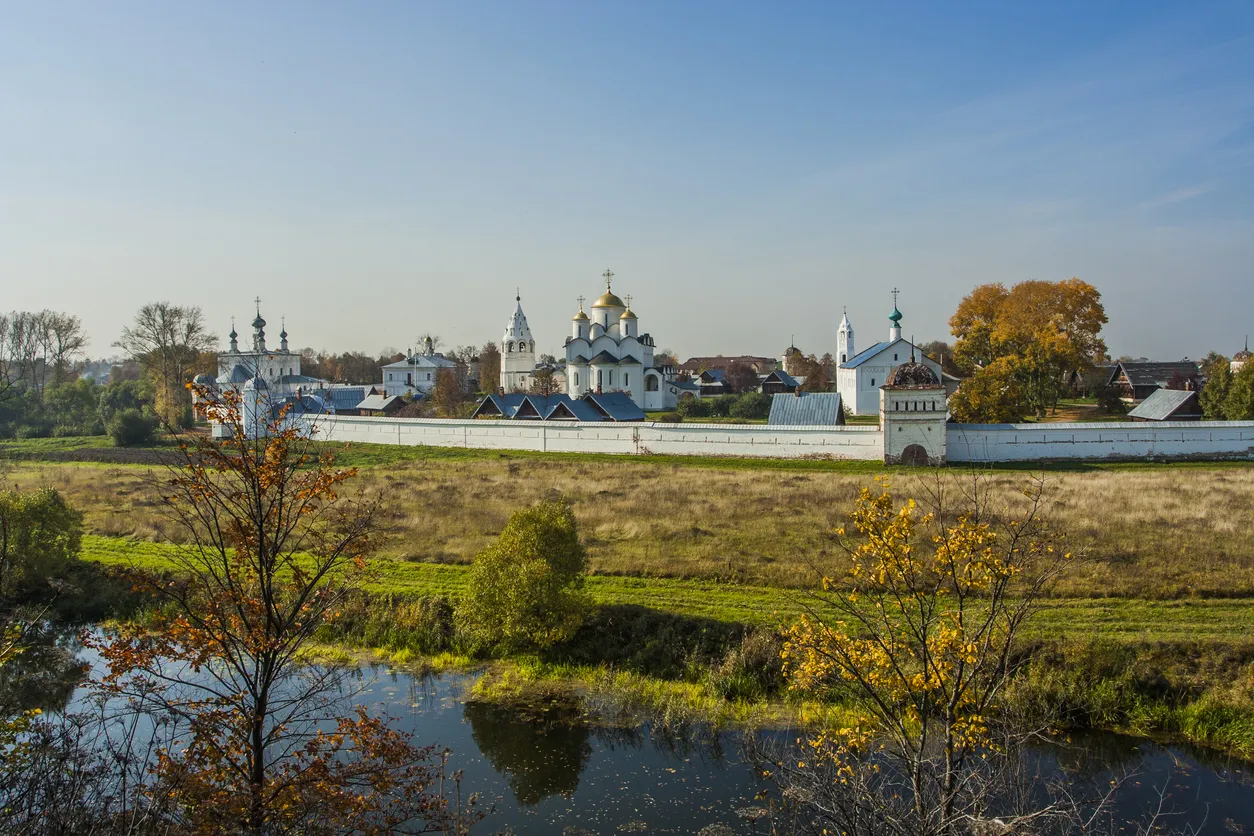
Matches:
[837,308,854,364]
[501,291,536,392]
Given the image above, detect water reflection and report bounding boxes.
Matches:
[0,623,88,714]
[41,650,1254,835]
[464,701,593,805]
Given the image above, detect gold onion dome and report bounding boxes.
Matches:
[593,291,625,308]
[619,308,637,320]
[573,309,589,321]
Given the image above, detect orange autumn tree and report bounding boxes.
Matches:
[775,476,1074,835]
[950,278,1107,420]
[96,383,461,834]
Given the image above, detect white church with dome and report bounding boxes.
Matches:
[836,293,952,416]
[563,270,686,411]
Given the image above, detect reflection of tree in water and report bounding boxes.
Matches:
[0,623,88,715]
[464,702,593,806]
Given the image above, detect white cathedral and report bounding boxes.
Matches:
[563,270,686,410]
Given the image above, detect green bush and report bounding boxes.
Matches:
[457,499,589,651]
[677,397,712,419]
[730,392,771,420]
[654,412,682,423]
[98,379,149,425]
[709,394,736,417]
[1096,384,1127,415]
[108,408,158,447]
[0,487,83,598]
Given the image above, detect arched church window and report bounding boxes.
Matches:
[574,372,579,387]
[507,342,514,353]
[646,376,659,392]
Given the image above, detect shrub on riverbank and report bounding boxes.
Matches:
[1008,639,1254,759]
[457,499,590,651]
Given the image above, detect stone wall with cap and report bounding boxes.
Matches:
[303,414,884,459]
[295,413,1254,465]
[946,422,1254,463]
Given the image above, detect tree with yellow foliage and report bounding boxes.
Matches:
[950,279,1107,420]
[772,476,1075,835]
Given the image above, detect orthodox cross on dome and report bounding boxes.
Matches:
[624,294,633,309]
[577,294,586,311]
[516,286,521,302]
[255,296,262,314]
[602,269,615,290]
[889,287,903,324]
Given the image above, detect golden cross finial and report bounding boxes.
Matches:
[602,269,614,290]
[624,294,633,309]
[577,295,586,311]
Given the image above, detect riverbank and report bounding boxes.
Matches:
[79,535,1254,760]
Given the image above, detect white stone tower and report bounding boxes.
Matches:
[501,292,535,392]
[879,351,947,465]
[837,308,854,364]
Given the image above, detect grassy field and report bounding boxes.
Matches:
[8,441,1254,599]
[81,535,1254,644]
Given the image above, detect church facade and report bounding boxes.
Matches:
[563,270,686,411]
[836,298,946,416]
[196,303,325,438]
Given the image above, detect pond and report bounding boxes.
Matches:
[22,631,1254,834]
[351,665,1254,834]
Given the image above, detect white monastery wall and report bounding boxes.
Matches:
[303,416,1254,464]
[308,415,883,460]
[947,422,1254,463]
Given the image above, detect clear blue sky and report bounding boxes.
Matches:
[1,1,1251,361]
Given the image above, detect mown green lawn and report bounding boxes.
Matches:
[83,535,1254,644]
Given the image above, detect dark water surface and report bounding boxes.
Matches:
[354,665,1254,835]
[33,631,1254,835]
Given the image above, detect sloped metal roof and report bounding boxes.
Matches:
[763,369,799,388]
[1127,388,1201,421]
[271,395,327,419]
[1114,362,1200,388]
[324,387,368,410]
[588,351,622,365]
[840,340,894,369]
[768,392,845,425]
[277,374,323,385]
[216,364,253,385]
[584,391,646,421]
[356,394,403,412]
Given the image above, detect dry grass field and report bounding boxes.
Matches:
[6,454,1254,599]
